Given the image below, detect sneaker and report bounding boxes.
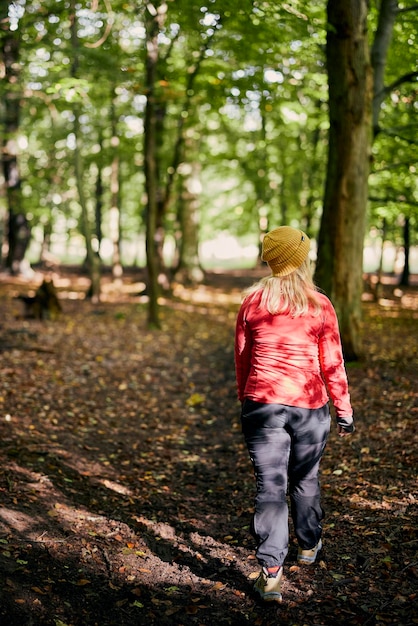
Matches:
[253,566,283,602]
[297,538,322,564]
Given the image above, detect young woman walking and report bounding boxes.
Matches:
[235,226,355,602]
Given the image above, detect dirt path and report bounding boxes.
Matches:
[0,272,417,625]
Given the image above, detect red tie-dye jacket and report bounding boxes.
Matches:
[234,290,353,417]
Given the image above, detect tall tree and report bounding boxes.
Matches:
[143,1,167,329]
[109,92,123,283]
[371,0,398,138]
[0,1,30,274]
[371,0,418,138]
[369,0,418,286]
[164,29,218,284]
[315,0,373,361]
[69,0,101,301]
[174,154,204,284]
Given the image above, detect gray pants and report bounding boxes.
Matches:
[241,400,330,568]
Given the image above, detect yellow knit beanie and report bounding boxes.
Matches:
[261,226,310,276]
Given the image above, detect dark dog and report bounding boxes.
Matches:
[18,279,62,320]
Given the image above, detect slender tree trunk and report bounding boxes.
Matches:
[0,7,29,274]
[279,171,287,226]
[304,109,322,235]
[95,131,104,249]
[40,219,52,265]
[74,114,101,300]
[399,217,410,286]
[371,0,398,137]
[174,157,204,284]
[315,0,373,361]
[375,216,387,300]
[69,0,101,301]
[109,94,123,282]
[144,2,167,329]
[155,29,215,287]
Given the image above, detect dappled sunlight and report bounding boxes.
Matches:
[0,442,257,619]
[0,453,133,541]
[397,290,418,310]
[99,478,133,495]
[376,296,418,311]
[348,492,414,513]
[99,280,148,303]
[0,276,417,624]
[133,515,242,574]
[0,506,45,535]
[171,282,242,307]
[362,275,418,314]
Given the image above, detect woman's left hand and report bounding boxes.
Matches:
[337,416,355,437]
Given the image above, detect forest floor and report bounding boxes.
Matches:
[0,267,417,626]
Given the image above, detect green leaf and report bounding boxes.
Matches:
[132,601,144,608]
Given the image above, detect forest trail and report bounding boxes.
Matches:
[0,270,417,625]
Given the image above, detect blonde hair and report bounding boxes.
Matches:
[242,258,322,317]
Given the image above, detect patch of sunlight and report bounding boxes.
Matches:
[348,493,410,513]
[181,454,201,464]
[401,293,418,310]
[48,502,108,525]
[200,233,258,266]
[133,515,239,571]
[99,478,132,496]
[378,298,397,307]
[171,283,242,306]
[0,507,43,533]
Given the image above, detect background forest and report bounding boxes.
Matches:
[0,0,417,342]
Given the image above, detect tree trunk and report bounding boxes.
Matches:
[74,114,102,301]
[95,131,104,250]
[0,7,28,274]
[304,107,323,235]
[7,213,31,273]
[144,2,167,329]
[375,216,387,300]
[399,216,410,286]
[109,158,122,282]
[174,158,204,285]
[69,0,101,302]
[371,0,398,137]
[109,94,123,283]
[315,0,373,361]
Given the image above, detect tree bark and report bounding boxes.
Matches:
[174,157,204,284]
[371,0,398,137]
[143,2,167,329]
[95,131,104,249]
[69,0,101,302]
[315,0,373,361]
[109,94,123,283]
[0,6,29,274]
[399,216,410,286]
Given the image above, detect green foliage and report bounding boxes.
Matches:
[1,0,416,266]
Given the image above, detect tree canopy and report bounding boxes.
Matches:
[0,1,417,329]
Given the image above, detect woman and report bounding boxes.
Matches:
[235,226,355,603]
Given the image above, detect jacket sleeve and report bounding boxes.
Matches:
[318,299,353,418]
[234,303,252,403]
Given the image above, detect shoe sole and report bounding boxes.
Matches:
[254,589,283,603]
[297,538,322,564]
